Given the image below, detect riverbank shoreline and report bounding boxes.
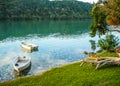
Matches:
[1,61,120,86]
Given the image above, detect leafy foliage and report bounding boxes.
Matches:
[103,0,120,21]
[98,34,119,51]
[0,0,92,20]
[90,4,107,37]
[90,0,120,37]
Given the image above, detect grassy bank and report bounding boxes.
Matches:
[1,62,120,86]
[97,51,119,57]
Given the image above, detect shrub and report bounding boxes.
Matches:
[98,34,119,52]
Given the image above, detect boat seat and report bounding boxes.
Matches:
[15,63,19,66]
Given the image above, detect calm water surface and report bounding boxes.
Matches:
[0,20,99,82]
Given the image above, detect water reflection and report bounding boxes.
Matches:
[0,20,91,41]
[0,20,94,82]
[0,33,94,82]
[0,64,14,82]
[89,40,96,51]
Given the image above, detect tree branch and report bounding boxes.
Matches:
[109,29,120,33]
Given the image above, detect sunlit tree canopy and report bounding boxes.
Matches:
[90,0,120,37]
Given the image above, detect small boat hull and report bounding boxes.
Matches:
[13,56,31,72]
[14,63,31,78]
[21,42,38,51]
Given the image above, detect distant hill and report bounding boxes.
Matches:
[0,0,93,20]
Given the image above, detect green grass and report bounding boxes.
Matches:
[97,51,119,57]
[1,62,120,86]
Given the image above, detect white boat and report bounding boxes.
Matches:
[13,56,31,72]
[21,42,38,51]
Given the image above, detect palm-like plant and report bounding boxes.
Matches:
[98,34,119,52]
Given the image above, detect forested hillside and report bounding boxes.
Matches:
[0,0,92,20]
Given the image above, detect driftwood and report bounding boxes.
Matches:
[80,51,120,69]
[114,46,120,57]
[83,51,100,61]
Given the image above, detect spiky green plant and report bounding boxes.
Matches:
[98,34,119,52]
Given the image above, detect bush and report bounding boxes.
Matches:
[98,34,119,52]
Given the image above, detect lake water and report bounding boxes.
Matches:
[0,20,99,82]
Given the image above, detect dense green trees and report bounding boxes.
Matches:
[0,0,92,20]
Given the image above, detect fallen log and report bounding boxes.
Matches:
[80,51,120,69]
